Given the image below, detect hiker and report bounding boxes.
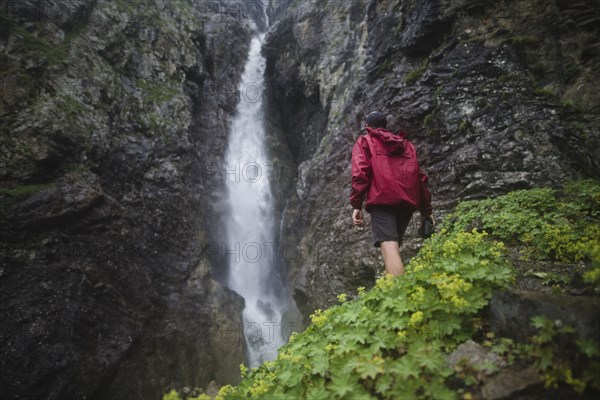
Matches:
[350,111,434,276]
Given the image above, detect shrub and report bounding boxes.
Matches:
[443,180,600,263]
[213,229,513,399]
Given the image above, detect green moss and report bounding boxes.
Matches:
[148,112,161,129]
[423,113,434,127]
[60,94,87,118]
[0,183,56,212]
[0,184,54,199]
[137,78,180,104]
[433,85,444,101]
[376,58,393,75]
[561,99,576,109]
[458,120,472,133]
[534,85,555,98]
[404,59,429,84]
[571,122,587,140]
[422,112,440,139]
[12,26,69,66]
[509,35,538,47]
[318,133,332,155]
[498,72,524,85]
[115,0,144,13]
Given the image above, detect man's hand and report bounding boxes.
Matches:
[353,209,364,227]
[421,213,436,226]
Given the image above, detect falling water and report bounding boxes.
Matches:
[224,33,287,367]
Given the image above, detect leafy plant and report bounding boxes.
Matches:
[194,229,514,400]
[443,180,600,263]
[164,182,599,399]
[485,316,599,394]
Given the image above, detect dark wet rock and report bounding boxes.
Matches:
[488,289,600,342]
[480,365,542,400]
[446,340,551,399]
[0,1,262,399]
[263,0,600,316]
[447,340,543,399]
[447,340,507,375]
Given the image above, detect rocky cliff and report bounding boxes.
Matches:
[2,0,600,398]
[0,1,263,399]
[264,0,600,316]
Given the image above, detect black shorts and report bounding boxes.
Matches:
[369,205,414,248]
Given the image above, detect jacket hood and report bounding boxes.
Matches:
[366,127,406,155]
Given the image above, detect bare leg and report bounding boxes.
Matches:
[380,241,405,276]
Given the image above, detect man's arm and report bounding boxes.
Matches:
[350,137,371,210]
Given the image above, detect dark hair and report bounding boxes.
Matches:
[365,111,387,128]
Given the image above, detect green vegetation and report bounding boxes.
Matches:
[422,112,441,139]
[405,59,429,84]
[0,184,55,200]
[376,59,393,75]
[11,26,69,66]
[498,72,524,85]
[0,183,56,212]
[561,99,575,109]
[583,238,600,291]
[571,122,586,133]
[570,121,588,141]
[423,113,434,127]
[433,85,445,103]
[509,35,538,47]
[164,181,600,399]
[534,85,555,98]
[444,180,600,263]
[458,120,472,134]
[318,133,332,155]
[59,94,87,119]
[204,231,514,399]
[137,78,180,104]
[164,390,211,400]
[484,316,599,394]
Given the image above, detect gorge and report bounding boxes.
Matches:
[1,0,599,399]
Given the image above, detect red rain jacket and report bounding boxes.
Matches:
[350,127,432,215]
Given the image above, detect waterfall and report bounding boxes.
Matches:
[224,33,287,368]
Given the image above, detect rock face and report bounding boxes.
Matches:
[489,289,600,343]
[263,0,600,315]
[0,1,265,399]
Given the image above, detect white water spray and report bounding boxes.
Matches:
[224,33,287,367]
